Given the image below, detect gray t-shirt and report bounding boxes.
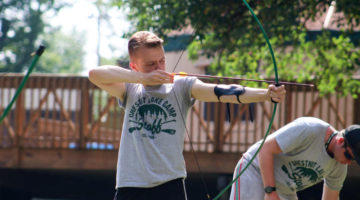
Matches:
[116,76,196,188]
[244,117,347,195]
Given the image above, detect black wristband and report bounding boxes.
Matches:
[264,186,276,194]
[271,98,278,104]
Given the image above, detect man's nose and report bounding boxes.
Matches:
[155,62,164,69]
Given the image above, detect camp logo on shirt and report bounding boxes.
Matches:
[128,96,177,139]
[281,160,324,191]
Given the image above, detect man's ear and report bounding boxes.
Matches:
[129,62,137,71]
[337,137,345,144]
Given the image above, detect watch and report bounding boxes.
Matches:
[264,186,276,194]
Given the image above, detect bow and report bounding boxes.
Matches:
[213,0,279,199]
[0,45,45,124]
[170,0,280,199]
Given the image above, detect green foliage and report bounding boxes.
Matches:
[113,0,360,96]
[100,57,119,66]
[0,0,65,72]
[36,29,86,74]
[277,31,360,97]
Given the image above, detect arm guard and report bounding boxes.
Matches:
[214,85,246,104]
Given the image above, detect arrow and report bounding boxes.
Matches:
[172,72,314,87]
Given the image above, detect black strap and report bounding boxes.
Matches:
[325,131,338,151]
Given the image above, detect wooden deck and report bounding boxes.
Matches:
[1,74,360,174]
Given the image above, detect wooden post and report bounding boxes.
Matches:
[285,85,293,123]
[14,76,25,167]
[79,78,90,149]
[14,77,25,145]
[354,96,360,124]
[214,102,225,152]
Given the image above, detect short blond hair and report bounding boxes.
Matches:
[128,31,163,59]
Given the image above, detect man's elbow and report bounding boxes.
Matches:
[88,68,102,84]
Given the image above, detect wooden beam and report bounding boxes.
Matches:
[0,148,359,179]
[191,106,212,141]
[0,148,19,168]
[328,97,346,127]
[0,149,242,174]
[0,149,117,170]
[184,152,241,174]
[354,96,360,124]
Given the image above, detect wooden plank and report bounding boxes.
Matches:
[53,88,76,131]
[0,148,359,178]
[0,113,15,139]
[328,97,346,127]
[223,105,247,141]
[191,105,212,140]
[0,148,19,168]
[258,102,278,131]
[354,96,360,124]
[80,79,90,148]
[214,103,226,152]
[0,149,117,170]
[306,96,321,116]
[0,149,241,174]
[89,97,116,138]
[285,85,293,123]
[22,90,51,137]
[184,152,241,174]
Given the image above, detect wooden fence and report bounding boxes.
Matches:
[1,74,359,154]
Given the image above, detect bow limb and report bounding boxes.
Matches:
[212,0,279,199]
[0,45,46,124]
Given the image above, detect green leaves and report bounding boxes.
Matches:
[0,0,65,72]
[274,31,360,97]
[36,29,85,74]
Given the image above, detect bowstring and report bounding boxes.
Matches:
[169,30,211,199]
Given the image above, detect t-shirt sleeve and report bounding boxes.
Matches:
[117,83,131,108]
[275,118,320,155]
[174,76,197,107]
[324,164,347,191]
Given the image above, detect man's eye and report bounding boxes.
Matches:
[147,63,155,66]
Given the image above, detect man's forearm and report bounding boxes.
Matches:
[191,82,271,103]
[259,149,276,188]
[239,87,269,103]
[89,65,143,85]
[322,184,340,200]
[258,137,283,200]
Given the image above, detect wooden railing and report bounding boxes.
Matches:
[1,74,359,154]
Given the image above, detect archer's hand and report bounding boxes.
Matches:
[265,192,281,200]
[267,84,286,103]
[140,70,174,86]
